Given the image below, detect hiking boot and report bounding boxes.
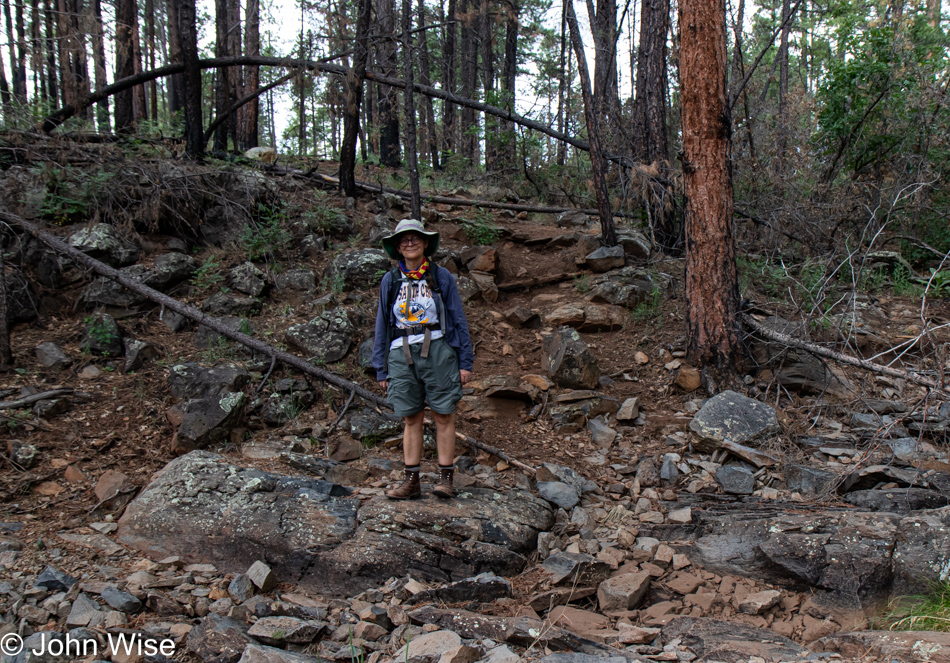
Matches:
[432,466,455,498]
[386,468,421,500]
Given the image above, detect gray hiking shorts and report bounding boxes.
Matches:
[387,337,463,417]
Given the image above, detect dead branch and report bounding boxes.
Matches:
[0,388,74,410]
[454,431,536,475]
[742,313,950,399]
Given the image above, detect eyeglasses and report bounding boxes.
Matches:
[398,235,424,246]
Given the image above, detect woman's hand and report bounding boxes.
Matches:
[459,370,472,385]
[378,380,388,389]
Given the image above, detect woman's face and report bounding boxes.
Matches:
[398,232,428,261]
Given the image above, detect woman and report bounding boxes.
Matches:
[372,218,474,499]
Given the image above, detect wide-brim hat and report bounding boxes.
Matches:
[381,218,440,260]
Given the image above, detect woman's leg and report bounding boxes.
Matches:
[402,410,425,465]
[431,411,456,466]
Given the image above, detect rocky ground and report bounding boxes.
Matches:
[0,157,949,663]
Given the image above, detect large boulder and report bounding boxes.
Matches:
[689,390,780,452]
[147,252,197,290]
[68,223,140,266]
[117,451,358,583]
[285,308,354,363]
[615,228,652,260]
[583,245,624,272]
[81,264,153,310]
[229,262,267,297]
[660,618,809,663]
[117,452,553,597]
[168,391,246,451]
[543,327,600,389]
[326,249,391,290]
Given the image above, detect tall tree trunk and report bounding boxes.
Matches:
[680,0,742,384]
[64,0,91,116]
[402,0,421,217]
[633,0,669,163]
[91,0,110,131]
[565,0,616,246]
[0,45,9,120]
[588,0,620,149]
[146,0,158,122]
[633,0,673,249]
[226,0,242,148]
[499,0,517,168]
[13,0,26,102]
[213,0,230,150]
[175,0,203,156]
[132,4,148,120]
[238,0,260,149]
[480,0,495,171]
[441,0,457,162]
[43,0,56,105]
[114,0,135,131]
[376,0,401,166]
[31,0,43,105]
[339,0,372,197]
[416,0,439,169]
[776,0,790,173]
[4,0,22,102]
[555,0,567,166]
[458,0,477,161]
[166,0,184,118]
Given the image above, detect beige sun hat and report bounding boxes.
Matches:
[381,218,440,260]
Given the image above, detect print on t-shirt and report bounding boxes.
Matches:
[390,278,443,350]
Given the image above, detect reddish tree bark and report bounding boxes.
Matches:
[680,0,743,384]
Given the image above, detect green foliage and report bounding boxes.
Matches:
[573,274,592,294]
[242,204,292,261]
[926,269,950,298]
[325,271,345,296]
[464,209,502,245]
[37,165,114,225]
[191,256,225,291]
[83,316,119,354]
[303,192,349,234]
[632,286,663,321]
[880,580,950,631]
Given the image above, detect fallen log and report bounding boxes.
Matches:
[742,312,950,399]
[11,214,539,472]
[0,388,74,410]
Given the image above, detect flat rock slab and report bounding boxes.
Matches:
[119,453,553,596]
[647,504,950,610]
[689,390,780,451]
[302,488,554,596]
[812,630,950,662]
[661,617,810,663]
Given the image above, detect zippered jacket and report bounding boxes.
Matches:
[372,266,474,381]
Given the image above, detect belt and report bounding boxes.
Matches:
[396,323,441,365]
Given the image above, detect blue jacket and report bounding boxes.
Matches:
[372,266,474,381]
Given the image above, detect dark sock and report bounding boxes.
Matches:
[439,464,454,472]
[405,465,421,474]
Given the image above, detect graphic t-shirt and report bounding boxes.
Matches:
[390,277,442,349]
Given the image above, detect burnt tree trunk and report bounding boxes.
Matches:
[416,0,439,169]
[3,0,22,102]
[13,0,27,102]
[146,0,158,122]
[339,0,372,197]
[402,0,421,218]
[43,0,56,105]
[226,0,242,147]
[555,0,567,166]
[441,0,458,162]
[499,0,517,168]
[238,0,260,149]
[132,5,148,121]
[458,0,477,161]
[680,0,742,386]
[166,0,184,118]
[566,0,616,246]
[91,0,110,131]
[376,0,401,166]
[175,0,203,156]
[480,0,495,171]
[633,0,674,250]
[114,0,135,131]
[213,0,230,150]
[776,0,790,173]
